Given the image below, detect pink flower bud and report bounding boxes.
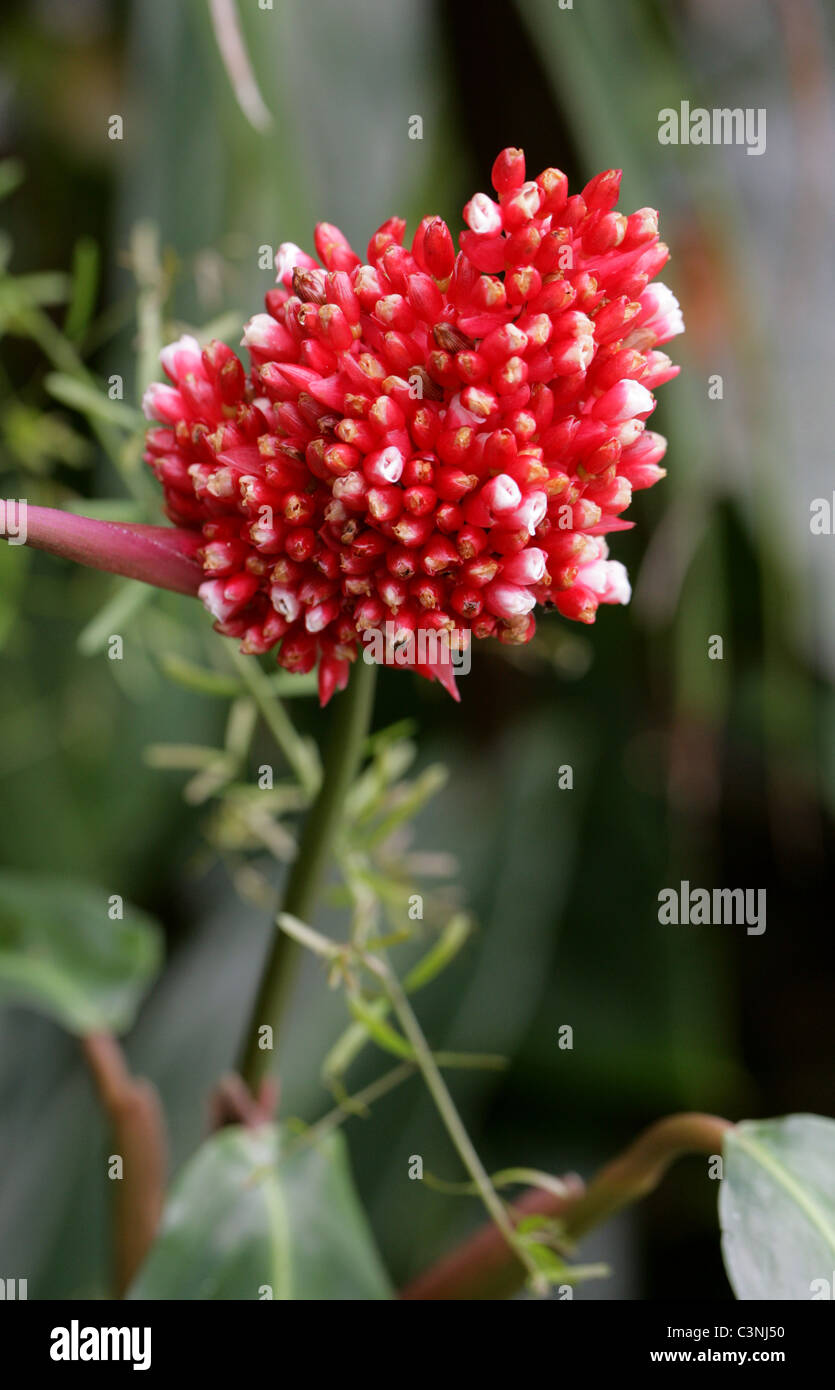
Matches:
[242,314,295,363]
[160,335,203,383]
[142,383,183,425]
[480,474,522,515]
[305,598,340,633]
[275,242,317,288]
[484,580,536,619]
[500,547,547,584]
[314,223,361,272]
[491,147,526,195]
[363,446,404,485]
[592,379,655,422]
[421,218,455,280]
[463,193,503,235]
[502,490,548,535]
[269,584,301,622]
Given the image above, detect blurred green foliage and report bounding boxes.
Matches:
[0,870,161,1034]
[128,1125,393,1301]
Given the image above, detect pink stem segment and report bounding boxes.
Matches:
[2,503,204,595]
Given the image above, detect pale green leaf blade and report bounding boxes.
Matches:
[0,871,163,1035]
[719,1114,835,1300]
[127,1124,392,1300]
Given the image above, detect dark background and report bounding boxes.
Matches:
[1,0,833,1299]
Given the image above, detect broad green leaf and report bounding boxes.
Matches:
[0,871,162,1035]
[720,1115,835,1300]
[128,1124,392,1300]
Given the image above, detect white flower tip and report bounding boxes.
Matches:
[485,581,536,619]
[270,584,300,622]
[513,490,547,534]
[464,193,502,235]
[606,561,632,605]
[526,549,547,583]
[160,334,201,380]
[275,242,304,284]
[379,447,404,483]
[488,474,522,513]
[617,380,655,418]
[198,580,226,620]
[241,314,275,349]
[142,382,178,422]
[648,283,685,338]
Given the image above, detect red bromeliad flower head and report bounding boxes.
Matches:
[142,148,683,704]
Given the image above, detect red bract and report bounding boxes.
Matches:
[143,147,684,704]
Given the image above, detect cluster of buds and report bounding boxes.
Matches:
[143,147,683,703]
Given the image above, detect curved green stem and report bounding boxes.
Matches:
[400,1112,733,1299]
[362,952,550,1294]
[238,658,377,1092]
[559,1111,732,1241]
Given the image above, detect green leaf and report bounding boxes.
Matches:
[144,743,231,771]
[64,237,101,343]
[0,871,162,1035]
[347,994,415,1061]
[403,913,473,993]
[720,1114,835,1300]
[128,1124,392,1300]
